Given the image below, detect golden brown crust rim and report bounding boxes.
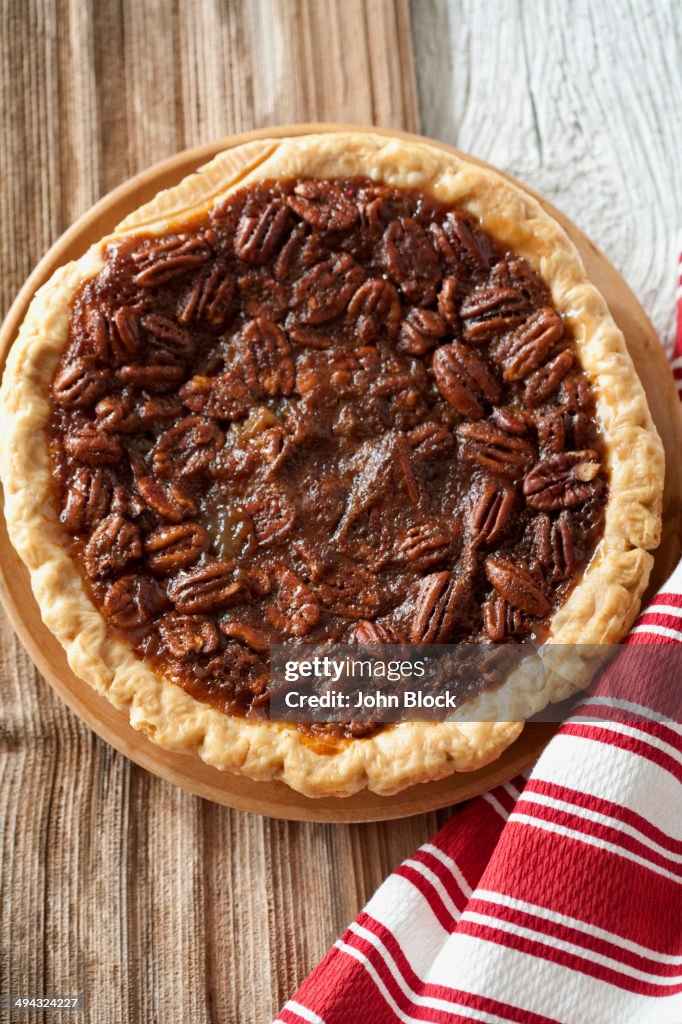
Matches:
[0,132,663,796]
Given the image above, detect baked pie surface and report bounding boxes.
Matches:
[0,132,664,796]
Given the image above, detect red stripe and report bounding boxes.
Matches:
[428,797,508,886]
[288,944,401,1024]
[343,924,563,1024]
[512,797,682,877]
[645,593,682,610]
[571,704,682,755]
[464,898,682,979]
[409,848,470,912]
[559,721,682,782]
[395,863,458,932]
[477,826,682,951]
[627,631,682,646]
[456,919,682,997]
[588,644,682,716]
[635,610,682,634]
[354,912,563,1023]
[523,779,682,855]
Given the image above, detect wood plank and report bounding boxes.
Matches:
[0,2,422,1020]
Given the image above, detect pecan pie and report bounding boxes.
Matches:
[0,133,664,796]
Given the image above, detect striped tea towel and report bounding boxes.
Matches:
[274,257,682,1024]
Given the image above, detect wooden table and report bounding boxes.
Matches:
[1,2,680,1020]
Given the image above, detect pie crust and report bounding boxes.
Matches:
[0,132,664,797]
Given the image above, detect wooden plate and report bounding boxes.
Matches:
[1,124,680,823]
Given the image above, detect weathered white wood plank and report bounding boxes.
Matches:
[412,0,682,350]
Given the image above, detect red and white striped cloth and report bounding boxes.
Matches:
[275,255,682,1024]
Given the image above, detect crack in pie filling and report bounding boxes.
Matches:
[0,134,664,796]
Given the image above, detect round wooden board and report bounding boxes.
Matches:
[1,123,681,823]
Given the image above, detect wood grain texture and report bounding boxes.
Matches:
[0,3,425,1022]
[1,1,680,1022]
[412,0,682,353]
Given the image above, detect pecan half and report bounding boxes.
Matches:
[137,397,184,426]
[151,416,224,478]
[532,510,577,580]
[117,362,185,394]
[234,198,292,263]
[482,592,524,642]
[239,269,289,321]
[437,276,460,331]
[346,278,401,343]
[132,234,212,287]
[293,253,364,324]
[158,612,220,659]
[178,260,237,326]
[407,420,455,459]
[219,619,271,653]
[471,481,518,545]
[410,569,470,643]
[235,566,272,599]
[241,317,295,396]
[561,372,593,413]
[397,522,451,569]
[383,217,441,305]
[534,408,567,454]
[502,307,564,381]
[460,286,527,342]
[361,186,414,232]
[457,421,536,477]
[52,359,108,409]
[206,643,268,705]
[523,450,602,510]
[142,314,195,361]
[83,513,141,579]
[432,342,501,419]
[273,222,319,280]
[64,427,122,466]
[60,467,117,532]
[95,394,142,434]
[490,406,531,436]
[168,561,245,614]
[551,510,578,580]
[180,372,254,420]
[103,574,168,628]
[288,180,359,231]
[131,456,198,523]
[571,412,593,450]
[265,568,320,637]
[108,307,142,362]
[504,254,551,306]
[242,487,295,546]
[430,211,493,274]
[525,349,574,406]
[286,323,334,350]
[352,620,404,644]
[144,522,209,574]
[484,556,549,617]
[399,308,447,355]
